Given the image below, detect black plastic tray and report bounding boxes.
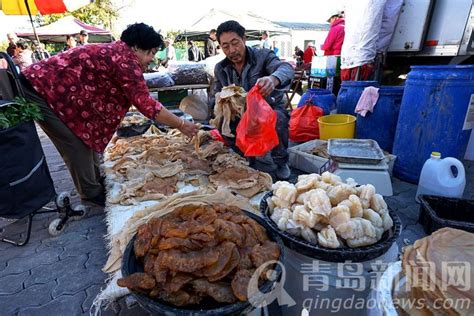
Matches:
[260,192,401,262]
[418,195,474,234]
[121,210,285,316]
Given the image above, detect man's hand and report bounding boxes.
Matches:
[256,76,280,97]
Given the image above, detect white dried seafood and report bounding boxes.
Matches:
[379,209,394,231]
[363,208,383,228]
[328,205,351,230]
[336,218,376,240]
[327,184,357,205]
[304,189,332,217]
[358,184,376,209]
[370,193,388,213]
[292,205,317,228]
[270,207,292,231]
[338,194,363,218]
[346,235,378,248]
[321,171,342,185]
[301,227,318,244]
[272,181,297,204]
[295,174,320,193]
[317,226,340,248]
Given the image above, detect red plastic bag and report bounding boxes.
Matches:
[289,104,324,142]
[236,86,279,157]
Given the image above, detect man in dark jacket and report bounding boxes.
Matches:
[213,20,294,180]
[204,29,217,58]
[188,40,203,61]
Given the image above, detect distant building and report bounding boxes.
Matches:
[271,21,329,59]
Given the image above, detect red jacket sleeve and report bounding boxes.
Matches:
[115,59,162,119]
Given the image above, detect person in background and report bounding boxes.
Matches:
[188,40,203,62]
[32,40,51,63]
[161,38,176,67]
[293,46,304,66]
[204,29,217,58]
[63,35,77,51]
[302,42,316,72]
[6,33,18,57]
[321,11,345,56]
[78,30,89,46]
[321,11,345,93]
[18,23,198,207]
[213,20,294,180]
[261,31,272,49]
[12,39,34,71]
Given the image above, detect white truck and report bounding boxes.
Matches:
[384,0,473,81]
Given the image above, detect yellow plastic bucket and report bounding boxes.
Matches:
[318,114,356,140]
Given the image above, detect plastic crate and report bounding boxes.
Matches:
[288,139,329,174]
[418,195,474,234]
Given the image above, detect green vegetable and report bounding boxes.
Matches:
[0,97,43,129]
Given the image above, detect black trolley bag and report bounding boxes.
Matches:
[0,52,85,246]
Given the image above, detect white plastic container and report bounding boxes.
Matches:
[415,152,466,202]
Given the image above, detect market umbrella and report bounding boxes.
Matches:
[1,0,93,42]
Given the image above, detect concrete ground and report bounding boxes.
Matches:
[0,126,472,315]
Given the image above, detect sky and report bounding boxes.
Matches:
[114,0,347,33]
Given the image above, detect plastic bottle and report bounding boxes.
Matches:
[415,152,466,202]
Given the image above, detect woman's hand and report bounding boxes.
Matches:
[178,119,199,138]
[256,76,280,97]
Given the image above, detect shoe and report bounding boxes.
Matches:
[276,163,291,180]
[82,192,106,207]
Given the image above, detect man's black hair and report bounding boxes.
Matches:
[210,29,217,34]
[121,23,164,51]
[216,20,245,43]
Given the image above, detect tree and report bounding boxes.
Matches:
[40,0,120,30]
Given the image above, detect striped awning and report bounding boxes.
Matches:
[2,0,92,15]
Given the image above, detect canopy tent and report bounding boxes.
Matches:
[16,16,113,43]
[1,0,93,42]
[176,8,290,42]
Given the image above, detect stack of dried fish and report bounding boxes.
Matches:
[210,85,246,138]
[104,126,271,205]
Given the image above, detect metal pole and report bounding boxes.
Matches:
[24,0,40,43]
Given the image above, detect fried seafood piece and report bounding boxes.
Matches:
[214,219,245,246]
[337,194,364,218]
[317,225,341,249]
[157,290,203,306]
[157,248,220,273]
[208,246,240,282]
[158,237,203,251]
[245,218,269,243]
[238,247,254,270]
[143,253,157,274]
[197,241,236,278]
[139,175,179,196]
[117,273,156,291]
[250,240,281,269]
[192,279,237,303]
[153,258,169,284]
[242,223,260,248]
[134,223,152,258]
[165,272,195,293]
[231,269,255,301]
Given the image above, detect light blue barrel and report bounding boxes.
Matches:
[393,65,474,183]
[336,81,379,114]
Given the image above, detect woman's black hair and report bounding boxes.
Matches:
[216,20,246,43]
[15,38,29,50]
[121,23,164,51]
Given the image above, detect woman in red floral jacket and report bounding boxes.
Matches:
[19,23,198,206]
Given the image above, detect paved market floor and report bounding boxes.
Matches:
[0,126,473,315]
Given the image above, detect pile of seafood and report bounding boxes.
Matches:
[117,204,280,306]
[267,172,394,248]
[104,126,271,205]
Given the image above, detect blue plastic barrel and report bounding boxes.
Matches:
[297,88,335,114]
[336,81,379,114]
[393,65,474,184]
[356,86,404,152]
